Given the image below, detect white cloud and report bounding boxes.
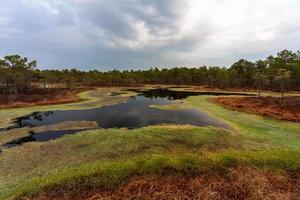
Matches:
[168,0,300,65]
[0,8,23,39]
[72,0,98,4]
[22,0,63,14]
[1,0,300,68]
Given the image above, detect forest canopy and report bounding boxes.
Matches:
[0,50,300,93]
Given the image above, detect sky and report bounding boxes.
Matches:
[0,0,300,70]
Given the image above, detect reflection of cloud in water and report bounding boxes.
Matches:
[2,90,234,148]
[9,89,245,131]
[14,95,228,129]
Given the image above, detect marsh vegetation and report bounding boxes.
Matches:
[0,50,300,200]
[0,86,299,200]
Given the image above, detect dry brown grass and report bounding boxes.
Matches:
[0,88,92,109]
[211,96,300,122]
[32,167,300,200]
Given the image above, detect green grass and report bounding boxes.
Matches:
[1,87,300,199]
[0,125,238,199]
[0,88,134,129]
[1,154,209,200]
[186,95,300,149]
[0,121,98,145]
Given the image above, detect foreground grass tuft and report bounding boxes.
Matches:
[5,149,300,200]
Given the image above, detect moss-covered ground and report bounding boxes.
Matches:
[0,87,299,199]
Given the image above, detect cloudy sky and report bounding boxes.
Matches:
[0,0,299,70]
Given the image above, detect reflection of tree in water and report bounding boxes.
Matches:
[136,89,255,100]
[14,111,54,128]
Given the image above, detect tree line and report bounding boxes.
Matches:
[0,50,300,97]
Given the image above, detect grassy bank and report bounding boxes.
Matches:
[2,125,300,199]
[0,87,300,199]
[0,88,134,129]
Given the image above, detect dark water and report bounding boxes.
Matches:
[133,88,253,100]
[4,130,79,148]
[3,89,239,147]
[13,95,228,129]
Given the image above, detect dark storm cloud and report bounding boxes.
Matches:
[0,0,299,70]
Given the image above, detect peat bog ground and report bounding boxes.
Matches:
[0,88,89,109]
[0,87,300,200]
[211,96,300,122]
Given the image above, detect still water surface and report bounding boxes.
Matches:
[4,89,245,147]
